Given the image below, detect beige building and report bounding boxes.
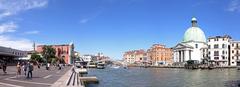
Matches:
[148,44,173,66]
[230,41,240,66]
[123,49,147,64]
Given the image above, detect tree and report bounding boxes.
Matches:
[42,45,56,63]
[30,53,43,63]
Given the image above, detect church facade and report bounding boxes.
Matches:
[173,18,208,63]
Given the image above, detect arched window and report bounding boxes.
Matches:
[195,44,198,48]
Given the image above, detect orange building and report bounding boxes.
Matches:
[147,44,173,66]
[36,43,74,64]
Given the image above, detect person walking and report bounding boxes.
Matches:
[46,63,50,70]
[16,62,21,78]
[27,62,34,79]
[2,61,7,74]
[23,62,27,76]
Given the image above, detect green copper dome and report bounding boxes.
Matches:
[182,18,206,43]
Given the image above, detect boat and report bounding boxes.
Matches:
[87,62,97,68]
[207,64,216,70]
[97,62,105,69]
[110,65,120,69]
[237,60,240,70]
[75,61,87,68]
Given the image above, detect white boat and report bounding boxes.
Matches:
[111,65,120,69]
[97,62,105,69]
[87,62,97,68]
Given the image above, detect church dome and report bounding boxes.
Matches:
[182,17,206,43]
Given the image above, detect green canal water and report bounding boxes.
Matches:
[87,67,240,87]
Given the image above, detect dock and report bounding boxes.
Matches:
[51,67,99,87]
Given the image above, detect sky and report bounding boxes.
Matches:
[0,0,240,60]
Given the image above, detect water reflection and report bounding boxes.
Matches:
[87,67,240,87]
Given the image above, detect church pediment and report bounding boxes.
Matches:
[173,43,193,49]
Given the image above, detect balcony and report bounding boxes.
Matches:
[235,53,240,56]
[235,46,240,49]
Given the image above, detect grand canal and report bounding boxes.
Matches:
[87,67,240,87]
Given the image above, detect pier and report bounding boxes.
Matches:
[51,67,99,87]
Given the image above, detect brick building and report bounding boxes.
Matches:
[148,44,173,66]
[36,42,74,64]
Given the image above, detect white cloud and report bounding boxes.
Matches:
[0,0,48,51]
[0,22,17,34]
[227,0,240,12]
[24,30,40,35]
[0,35,33,51]
[0,0,48,18]
[79,19,89,24]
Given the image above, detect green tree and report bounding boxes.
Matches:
[42,45,56,63]
[30,53,43,62]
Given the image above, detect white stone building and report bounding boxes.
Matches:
[230,41,240,66]
[173,17,208,63]
[207,35,232,66]
[81,55,94,62]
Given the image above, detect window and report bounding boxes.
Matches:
[232,44,234,47]
[214,51,219,56]
[222,44,225,48]
[209,52,211,55]
[214,44,219,49]
[232,62,235,64]
[222,56,225,60]
[195,44,198,48]
[232,50,234,54]
[232,56,234,60]
[214,57,219,60]
[222,51,225,54]
[208,45,211,49]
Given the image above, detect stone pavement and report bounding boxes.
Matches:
[0,65,71,87]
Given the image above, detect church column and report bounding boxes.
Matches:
[182,50,185,62]
[179,51,181,62]
[174,51,178,62]
[189,50,192,60]
[185,50,188,61]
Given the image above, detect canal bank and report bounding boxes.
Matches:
[127,65,237,69]
[87,67,240,87]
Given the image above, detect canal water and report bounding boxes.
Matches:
[87,67,240,87]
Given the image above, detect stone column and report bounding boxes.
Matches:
[181,50,184,62]
[179,51,181,62]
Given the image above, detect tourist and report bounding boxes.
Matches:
[37,62,40,69]
[46,63,50,70]
[2,61,7,74]
[23,62,27,76]
[16,62,21,78]
[27,62,34,79]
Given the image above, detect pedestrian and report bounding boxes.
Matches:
[37,62,40,69]
[23,62,27,76]
[46,63,50,70]
[58,63,62,70]
[27,62,34,79]
[2,61,7,74]
[16,62,21,78]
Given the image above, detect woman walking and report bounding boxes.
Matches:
[16,62,21,78]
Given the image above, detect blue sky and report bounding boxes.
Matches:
[0,0,240,59]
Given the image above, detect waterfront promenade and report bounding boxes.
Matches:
[0,65,71,87]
